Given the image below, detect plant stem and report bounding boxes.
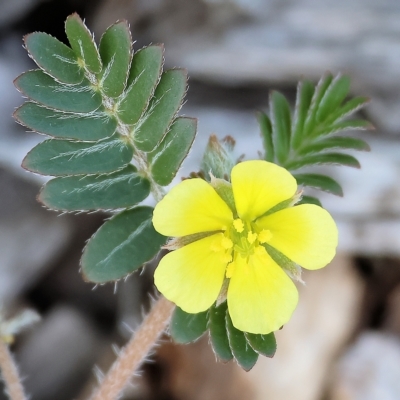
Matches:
[89,296,174,400]
[0,341,27,400]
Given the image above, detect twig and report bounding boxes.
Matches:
[89,296,174,400]
[0,340,27,400]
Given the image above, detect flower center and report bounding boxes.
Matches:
[210,218,272,278]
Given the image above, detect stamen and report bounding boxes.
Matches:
[221,237,233,249]
[247,231,257,244]
[233,219,244,233]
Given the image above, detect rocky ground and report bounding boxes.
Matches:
[1,1,400,399]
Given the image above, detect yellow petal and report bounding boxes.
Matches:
[153,178,233,237]
[154,234,227,313]
[257,204,338,270]
[231,160,297,221]
[227,248,298,334]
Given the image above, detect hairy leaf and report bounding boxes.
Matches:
[285,153,360,170]
[209,302,233,362]
[24,32,83,84]
[226,312,258,371]
[118,45,164,125]
[294,173,343,196]
[133,69,187,152]
[39,165,150,211]
[298,136,370,155]
[245,332,276,358]
[271,91,291,164]
[99,21,132,98]
[66,13,102,74]
[14,70,101,113]
[170,307,208,344]
[23,136,133,176]
[148,117,197,186]
[81,207,166,283]
[257,111,274,162]
[14,102,117,141]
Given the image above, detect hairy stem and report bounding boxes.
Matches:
[0,341,27,400]
[89,296,174,400]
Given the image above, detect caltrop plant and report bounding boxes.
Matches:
[4,12,371,400]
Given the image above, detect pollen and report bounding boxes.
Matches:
[233,219,244,233]
[247,231,257,244]
[221,237,233,249]
[258,229,273,243]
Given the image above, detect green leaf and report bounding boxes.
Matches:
[65,13,102,74]
[14,70,102,113]
[38,165,150,211]
[209,302,233,362]
[14,102,117,141]
[270,91,291,164]
[148,117,197,186]
[22,136,133,176]
[99,20,132,98]
[303,73,333,136]
[316,75,350,123]
[257,111,274,162]
[298,195,322,207]
[226,312,258,371]
[118,45,164,125]
[285,153,360,171]
[325,96,370,125]
[24,32,83,84]
[312,119,372,138]
[245,332,276,358]
[170,307,208,344]
[298,136,370,155]
[292,80,315,149]
[81,207,166,283]
[294,173,343,196]
[133,69,187,152]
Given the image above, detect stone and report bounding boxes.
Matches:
[15,306,104,400]
[329,332,400,400]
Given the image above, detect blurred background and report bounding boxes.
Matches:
[1,0,400,399]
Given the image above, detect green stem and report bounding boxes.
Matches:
[88,296,174,400]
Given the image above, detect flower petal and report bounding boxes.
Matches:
[231,160,297,221]
[257,204,338,270]
[153,178,233,237]
[154,234,227,313]
[227,248,298,334]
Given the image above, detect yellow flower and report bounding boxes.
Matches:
[153,160,338,334]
